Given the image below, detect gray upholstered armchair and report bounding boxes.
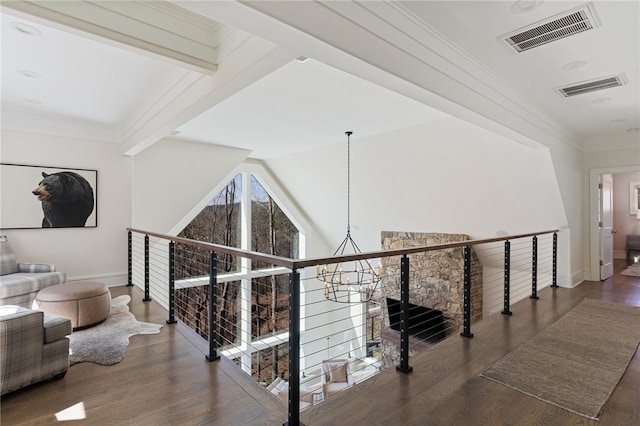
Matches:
[0,236,66,307]
[0,305,72,395]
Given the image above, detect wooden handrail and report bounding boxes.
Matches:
[127,227,559,271]
[128,227,296,268]
[292,229,559,269]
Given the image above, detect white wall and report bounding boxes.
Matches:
[132,138,250,233]
[0,116,585,295]
[266,117,570,279]
[0,129,131,284]
[543,137,583,286]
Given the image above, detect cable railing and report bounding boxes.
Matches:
[128,227,558,426]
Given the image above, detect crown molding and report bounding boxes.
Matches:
[120,37,293,156]
[1,107,122,143]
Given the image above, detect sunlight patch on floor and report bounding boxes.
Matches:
[55,402,86,421]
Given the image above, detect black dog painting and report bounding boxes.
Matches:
[33,171,95,227]
[0,163,97,229]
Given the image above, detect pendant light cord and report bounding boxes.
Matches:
[346,131,352,236]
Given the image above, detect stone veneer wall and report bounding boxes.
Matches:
[378,231,483,369]
[380,231,483,333]
[379,328,431,369]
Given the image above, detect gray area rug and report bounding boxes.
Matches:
[480,299,640,420]
[620,263,640,277]
[69,295,162,366]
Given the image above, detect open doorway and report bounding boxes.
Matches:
[589,167,640,281]
[612,173,640,265]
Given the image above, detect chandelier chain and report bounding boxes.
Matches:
[346,131,352,236]
[317,130,381,303]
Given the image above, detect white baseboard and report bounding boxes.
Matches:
[559,271,583,288]
[68,272,128,287]
[614,250,627,260]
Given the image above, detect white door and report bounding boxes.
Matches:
[599,174,614,280]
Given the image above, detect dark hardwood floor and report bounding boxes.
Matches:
[2,260,639,425]
[302,259,640,426]
[0,286,285,425]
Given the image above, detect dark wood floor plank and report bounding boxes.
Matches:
[2,259,638,425]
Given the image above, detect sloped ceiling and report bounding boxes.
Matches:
[1,1,638,158]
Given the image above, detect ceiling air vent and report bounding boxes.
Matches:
[557,74,627,98]
[501,3,600,52]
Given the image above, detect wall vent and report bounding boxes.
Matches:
[557,74,627,97]
[501,3,599,52]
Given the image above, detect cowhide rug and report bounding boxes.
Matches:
[69,295,163,366]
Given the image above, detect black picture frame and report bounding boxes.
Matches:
[0,163,97,229]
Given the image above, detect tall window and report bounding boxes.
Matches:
[174,172,301,381]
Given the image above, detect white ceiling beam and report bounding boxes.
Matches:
[3,0,222,74]
[121,37,295,156]
[179,0,581,151]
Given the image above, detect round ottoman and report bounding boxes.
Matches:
[34,281,110,330]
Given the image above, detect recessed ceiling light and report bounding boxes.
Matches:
[18,70,42,78]
[511,0,543,13]
[11,22,41,36]
[296,56,310,63]
[561,60,587,71]
[627,128,640,133]
[591,97,610,104]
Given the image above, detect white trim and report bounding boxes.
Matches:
[221,331,290,359]
[629,181,640,215]
[68,272,127,287]
[614,250,627,260]
[169,160,312,246]
[239,171,253,374]
[241,160,312,249]
[175,266,292,289]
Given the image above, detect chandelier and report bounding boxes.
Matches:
[317,131,381,303]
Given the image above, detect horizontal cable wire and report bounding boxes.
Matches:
[130,229,556,409]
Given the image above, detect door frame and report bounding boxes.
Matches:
[589,165,640,281]
[599,174,614,280]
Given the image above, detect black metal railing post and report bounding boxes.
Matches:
[502,240,512,316]
[530,236,539,299]
[207,251,220,362]
[127,230,133,286]
[167,241,177,324]
[397,255,413,374]
[460,246,474,338]
[143,235,151,302]
[551,232,558,288]
[285,269,303,426]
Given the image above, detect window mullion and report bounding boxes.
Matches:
[239,171,252,373]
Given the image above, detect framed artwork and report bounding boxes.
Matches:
[0,163,97,229]
[631,181,640,215]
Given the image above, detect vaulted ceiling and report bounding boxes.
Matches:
[2,1,638,158]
